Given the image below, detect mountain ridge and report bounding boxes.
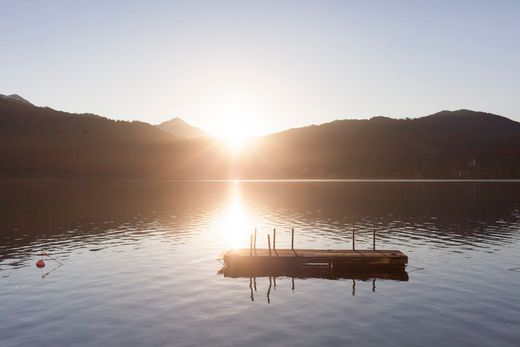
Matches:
[0,93,33,106]
[1,94,520,179]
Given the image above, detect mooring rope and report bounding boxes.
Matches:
[41,251,63,265]
[406,265,425,273]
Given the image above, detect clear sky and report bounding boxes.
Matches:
[1,0,519,138]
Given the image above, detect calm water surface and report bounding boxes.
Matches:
[1,180,520,346]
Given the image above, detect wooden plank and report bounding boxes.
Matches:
[228,248,406,258]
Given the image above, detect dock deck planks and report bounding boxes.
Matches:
[222,248,408,269]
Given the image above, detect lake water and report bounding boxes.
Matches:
[1,180,520,346]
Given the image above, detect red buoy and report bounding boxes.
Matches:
[36,259,46,268]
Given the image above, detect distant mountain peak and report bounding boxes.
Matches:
[159,117,190,127]
[0,93,33,106]
[156,117,207,139]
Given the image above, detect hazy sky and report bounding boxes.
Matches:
[1,0,519,137]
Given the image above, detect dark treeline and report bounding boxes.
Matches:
[1,96,520,179]
[244,110,520,179]
[0,98,233,179]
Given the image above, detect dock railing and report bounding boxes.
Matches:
[248,226,381,255]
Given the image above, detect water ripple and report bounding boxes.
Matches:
[1,181,520,346]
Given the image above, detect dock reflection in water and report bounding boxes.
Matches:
[219,265,408,303]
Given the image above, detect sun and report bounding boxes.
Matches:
[207,91,255,153]
[212,115,252,153]
[221,130,251,153]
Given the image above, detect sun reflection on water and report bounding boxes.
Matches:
[218,183,251,249]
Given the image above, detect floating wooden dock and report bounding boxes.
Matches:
[220,228,408,273]
[219,260,409,281]
[223,248,408,271]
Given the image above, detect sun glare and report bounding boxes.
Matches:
[222,197,248,248]
[221,131,251,153]
[216,183,250,249]
[204,90,255,152]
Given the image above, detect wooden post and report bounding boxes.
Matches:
[253,228,257,251]
[273,228,276,250]
[267,234,271,256]
[352,227,355,250]
[250,233,253,256]
[291,228,295,250]
[373,229,376,250]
